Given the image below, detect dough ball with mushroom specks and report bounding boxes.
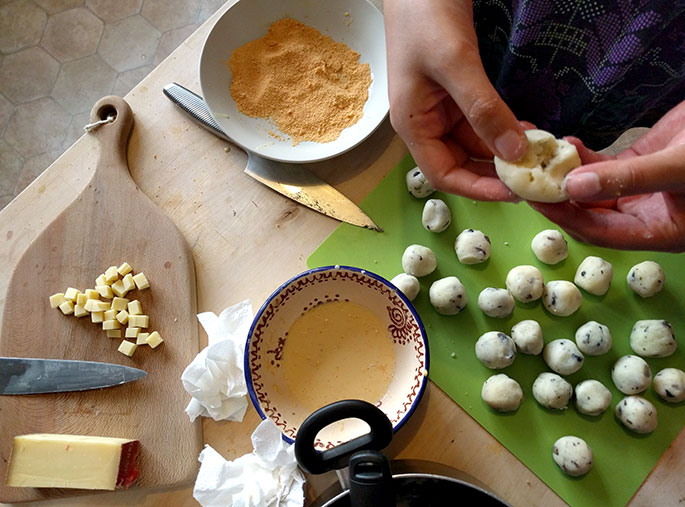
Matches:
[542,280,582,317]
[531,229,568,265]
[626,260,665,298]
[481,374,523,412]
[422,199,451,233]
[574,379,612,416]
[506,265,544,302]
[616,396,658,434]
[612,355,651,394]
[630,319,677,358]
[653,368,685,403]
[475,331,516,369]
[574,321,612,356]
[406,166,434,198]
[455,229,491,264]
[532,372,573,410]
[429,276,467,315]
[543,339,584,375]
[401,244,437,277]
[511,320,543,355]
[552,436,594,477]
[390,273,420,301]
[574,256,613,296]
[478,287,515,318]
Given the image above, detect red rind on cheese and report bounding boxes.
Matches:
[116,440,140,488]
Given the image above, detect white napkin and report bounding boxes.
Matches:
[193,418,306,507]
[181,299,253,422]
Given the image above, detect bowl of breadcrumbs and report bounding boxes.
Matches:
[199,0,388,163]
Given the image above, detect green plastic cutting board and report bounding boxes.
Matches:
[308,154,685,507]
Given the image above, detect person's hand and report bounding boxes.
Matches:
[384,0,527,201]
[529,100,685,252]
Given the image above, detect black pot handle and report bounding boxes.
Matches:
[294,399,393,475]
[349,450,395,507]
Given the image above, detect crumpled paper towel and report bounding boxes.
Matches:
[182,299,253,422]
[193,418,305,507]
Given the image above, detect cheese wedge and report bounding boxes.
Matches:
[6,434,140,490]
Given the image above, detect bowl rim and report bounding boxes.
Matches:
[244,265,430,443]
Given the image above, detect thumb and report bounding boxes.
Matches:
[564,144,685,201]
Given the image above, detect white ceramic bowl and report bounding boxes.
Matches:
[199,0,388,163]
[245,266,429,447]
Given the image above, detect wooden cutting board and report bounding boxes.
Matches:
[0,97,202,503]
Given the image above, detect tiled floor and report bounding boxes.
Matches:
[0,0,227,210]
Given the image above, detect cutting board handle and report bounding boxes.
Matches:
[88,96,134,179]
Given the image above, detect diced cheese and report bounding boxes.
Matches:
[111,297,129,312]
[104,266,119,284]
[73,304,88,318]
[135,333,149,345]
[117,262,132,276]
[125,327,139,339]
[122,273,136,292]
[102,319,121,331]
[6,433,140,490]
[75,293,88,306]
[84,299,110,312]
[95,274,107,287]
[132,272,149,290]
[145,331,164,349]
[84,289,100,300]
[59,301,74,315]
[104,309,117,321]
[91,311,104,324]
[64,287,79,301]
[106,329,122,338]
[111,280,128,298]
[116,310,129,325]
[118,340,137,357]
[128,314,149,328]
[49,293,67,308]
[127,300,143,315]
[95,285,114,299]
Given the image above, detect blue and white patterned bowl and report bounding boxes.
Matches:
[245,265,429,447]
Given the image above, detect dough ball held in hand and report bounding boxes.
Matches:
[543,339,584,375]
[455,229,491,264]
[477,287,515,318]
[532,372,573,410]
[574,321,612,356]
[616,396,658,434]
[406,166,434,198]
[612,355,651,394]
[630,319,677,358]
[422,199,451,232]
[475,331,516,369]
[506,265,544,303]
[574,256,613,296]
[401,244,437,277]
[481,374,523,412]
[511,320,544,355]
[574,379,612,416]
[542,280,582,317]
[429,276,467,315]
[531,229,568,265]
[390,273,420,301]
[627,260,665,298]
[552,436,594,477]
[494,129,581,202]
[652,368,685,403]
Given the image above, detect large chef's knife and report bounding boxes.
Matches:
[163,83,381,231]
[0,357,147,395]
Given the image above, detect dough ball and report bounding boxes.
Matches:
[477,287,515,318]
[401,244,437,277]
[506,265,544,302]
[511,320,544,355]
[421,199,451,233]
[455,229,491,264]
[552,436,594,477]
[429,276,467,315]
[653,368,685,403]
[531,229,568,265]
[574,256,613,296]
[630,319,677,358]
[615,395,658,434]
[627,260,665,298]
[611,355,651,394]
[532,372,573,410]
[406,166,434,198]
[543,339,584,375]
[574,321,612,356]
[481,374,523,412]
[542,280,582,317]
[574,379,612,416]
[390,273,420,301]
[475,331,516,369]
[493,129,581,203]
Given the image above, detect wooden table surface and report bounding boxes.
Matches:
[0,1,682,505]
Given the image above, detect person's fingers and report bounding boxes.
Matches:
[564,144,685,202]
[562,136,613,164]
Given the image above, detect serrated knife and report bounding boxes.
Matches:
[163,83,381,231]
[0,357,147,395]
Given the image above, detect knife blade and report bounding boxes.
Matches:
[163,83,381,231]
[0,357,147,395]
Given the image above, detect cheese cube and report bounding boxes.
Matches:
[117,262,132,276]
[49,293,67,308]
[127,300,143,315]
[132,273,149,290]
[111,280,128,298]
[102,319,121,330]
[125,327,139,339]
[64,287,79,301]
[118,340,137,357]
[106,329,122,338]
[91,311,104,324]
[145,331,164,349]
[5,434,140,490]
[85,299,109,312]
[122,273,136,292]
[95,274,107,287]
[84,289,100,300]
[59,301,74,315]
[74,304,88,318]
[104,309,117,321]
[75,292,88,306]
[135,333,149,345]
[116,310,129,325]
[104,266,119,284]
[111,297,129,312]
[95,285,114,299]
[128,314,149,328]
